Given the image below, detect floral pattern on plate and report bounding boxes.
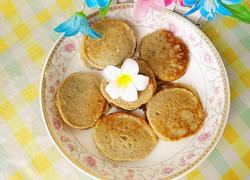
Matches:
[41,4,229,179]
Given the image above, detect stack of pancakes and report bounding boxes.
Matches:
[55,19,206,162]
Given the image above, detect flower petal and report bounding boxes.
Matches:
[164,0,174,6]
[54,16,75,33]
[99,0,111,18]
[121,59,139,75]
[96,0,110,8]
[221,0,241,5]
[105,83,123,99]
[132,74,149,91]
[134,0,150,21]
[64,28,80,37]
[84,0,97,8]
[165,1,176,10]
[87,29,103,39]
[183,0,197,6]
[121,84,138,102]
[103,65,121,82]
[215,0,232,16]
[200,0,216,20]
[179,0,185,6]
[64,17,81,37]
[149,0,165,10]
[80,19,91,33]
[200,8,215,20]
[184,0,204,16]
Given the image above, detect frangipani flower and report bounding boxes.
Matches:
[134,0,165,21]
[184,0,242,20]
[164,0,184,6]
[103,59,149,102]
[54,12,102,38]
[83,0,110,8]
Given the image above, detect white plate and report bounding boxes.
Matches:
[40,4,230,179]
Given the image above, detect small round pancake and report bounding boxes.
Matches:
[139,30,189,81]
[94,112,157,161]
[56,72,106,129]
[100,61,156,110]
[81,19,136,69]
[146,87,206,141]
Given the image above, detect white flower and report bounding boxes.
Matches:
[103,58,149,102]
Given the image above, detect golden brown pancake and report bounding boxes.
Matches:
[146,86,206,141]
[94,112,157,161]
[81,19,136,69]
[56,72,106,129]
[139,30,189,81]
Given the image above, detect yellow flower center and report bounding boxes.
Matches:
[116,74,133,87]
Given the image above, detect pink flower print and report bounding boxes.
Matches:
[60,135,70,142]
[49,86,55,93]
[48,73,53,81]
[188,34,200,47]
[125,169,134,180]
[169,23,177,34]
[168,22,183,36]
[55,52,62,60]
[198,132,210,142]
[100,169,109,176]
[128,169,134,174]
[214,86,220,95]
[55,80,60,87]
[85,155,96,168]
[112,164,119,168]
[50,105,57,113]
[204,52,212,63]
[56,113,61,119]
[217,97,223,107]
[179,157,186,166]
[125,175,133,180]
[209,96,214,104]
[53,117,61,130]
[64,43,75,52]
[189,34,196,41]
[162,167,173,175]
[68,143,75,152]
[63,67,67,72]
[187,153,195,160]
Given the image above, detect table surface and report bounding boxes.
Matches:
[0,0,250,179]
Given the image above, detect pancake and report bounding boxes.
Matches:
[100,61,156,110]
[102,102,110,115]
[56,72,106,129]
[94,112,157,161]
[81,19,136,69]
[139,30,189,81]
[146,86,206,141]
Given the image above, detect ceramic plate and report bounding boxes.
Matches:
[40,4,230,179]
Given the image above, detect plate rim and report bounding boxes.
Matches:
[40,3,230,179]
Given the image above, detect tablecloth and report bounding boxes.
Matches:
[0,0,249,179]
